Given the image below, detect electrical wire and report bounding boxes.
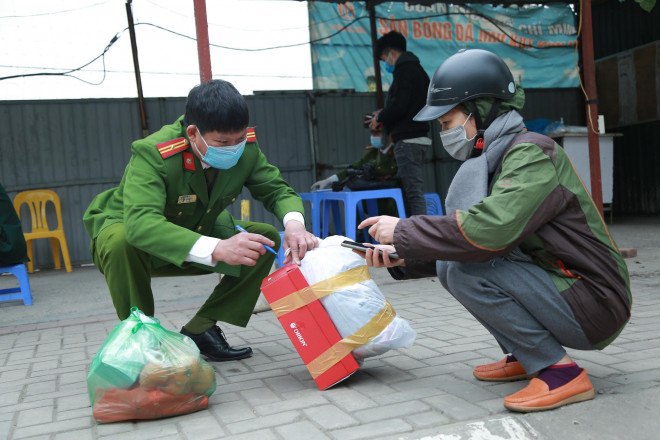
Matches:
[0,1,113,19]
[0,31,123,83]
[143,0,319,33]
[0,64,311,79]
[135,15,365,52]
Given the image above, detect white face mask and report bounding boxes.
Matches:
[439,113,477,161]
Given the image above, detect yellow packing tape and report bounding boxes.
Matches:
[306,301,396,379]
[270,265,370,317]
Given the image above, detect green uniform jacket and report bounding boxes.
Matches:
[83,116,303,276]
[392,131,631,350]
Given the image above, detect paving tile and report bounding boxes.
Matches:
[211,399,256,424]
[16,405,53,428]
[225,410,300,435]
[302,405,359,430]
[179,414,225,439]
[328,418,412,440]
[404,410,452,429]
[275,420,331,440]
[353,399,430,423]
[12,416,90,439]
[255,390,328,416]
[423,394,490,422]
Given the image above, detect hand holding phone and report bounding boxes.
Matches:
[341,240,400,260]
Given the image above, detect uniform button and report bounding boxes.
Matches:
[231,197,236,202]
[206,209,211,214]
[197,226,202,231]
[178,211,183,216]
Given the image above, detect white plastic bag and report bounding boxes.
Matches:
[298,235,415,359]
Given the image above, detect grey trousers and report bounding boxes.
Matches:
[437,257,594,374]
[393,140,427,216]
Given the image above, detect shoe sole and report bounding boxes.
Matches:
[504,388,596,412]
[474,372,536,382]
[202,351,253,362]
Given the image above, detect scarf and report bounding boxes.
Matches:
[444,110,525,212]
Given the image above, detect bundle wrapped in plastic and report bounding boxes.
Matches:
[298,235,415,360]
[87,308,216,423]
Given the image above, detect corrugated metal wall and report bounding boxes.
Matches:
[592,1,660,215]
[0,88,582,269]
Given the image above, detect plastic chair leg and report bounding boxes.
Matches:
[322,200,331,238]
[50,237,61,270]
[344,202,358,241]
[26,240,34,273]
[331,202,341,236]
[58,235,73,272]
[17,264,32,305]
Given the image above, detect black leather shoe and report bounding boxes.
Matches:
[180,325,252,361]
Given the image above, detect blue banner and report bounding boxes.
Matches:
[309,2,579,92]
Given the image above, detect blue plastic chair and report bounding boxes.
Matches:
[299,191,326,238]
[320,189,407,241]
[424,193,444,215]
[0,263,33,305]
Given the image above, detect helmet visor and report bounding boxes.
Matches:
[413,102,459,122]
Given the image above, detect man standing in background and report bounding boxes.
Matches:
[370,31,430,216]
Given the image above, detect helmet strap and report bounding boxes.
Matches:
[465,101,482,129]
[464,101,485,157]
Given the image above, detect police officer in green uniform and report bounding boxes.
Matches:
[310,117,398,191]
[83,80,318,362]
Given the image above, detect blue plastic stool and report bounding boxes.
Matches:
[320,189,407,241]
[300,190,373,241]
[299,191,326,238]
[274,231,287,268]
[0,263,33,305]
[424,193,444,215]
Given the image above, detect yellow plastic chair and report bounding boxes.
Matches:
[13,190,72,273]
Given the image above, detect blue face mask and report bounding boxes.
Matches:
[195,128,246,170]
[382,51,395,74]
[370,135,384,149]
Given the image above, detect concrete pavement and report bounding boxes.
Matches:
[1,216,659,440]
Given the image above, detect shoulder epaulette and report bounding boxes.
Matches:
[157,137,188,159]
[246,127,257,143]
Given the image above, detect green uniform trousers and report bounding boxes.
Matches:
[91,220,279,327]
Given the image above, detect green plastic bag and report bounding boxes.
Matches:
[87,308,216,423]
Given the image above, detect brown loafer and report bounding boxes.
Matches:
[473,357,533,382]
[504,369,595,412]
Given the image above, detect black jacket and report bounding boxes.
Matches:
[377,51,430,142]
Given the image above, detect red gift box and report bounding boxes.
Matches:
[261,265,359,390]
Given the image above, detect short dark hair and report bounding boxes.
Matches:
[375,31,407,58]
[184,79,249,134]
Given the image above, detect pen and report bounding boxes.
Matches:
[235,224,277,255]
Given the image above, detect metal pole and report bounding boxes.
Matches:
[367,1,384,109]
[579,0,604,216]
[125,0,149,138]
[193,0,212,83]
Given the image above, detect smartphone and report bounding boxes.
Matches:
[341,240,400,260]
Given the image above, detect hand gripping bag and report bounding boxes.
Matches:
[87,308,216,423]
[298,235,415,360]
